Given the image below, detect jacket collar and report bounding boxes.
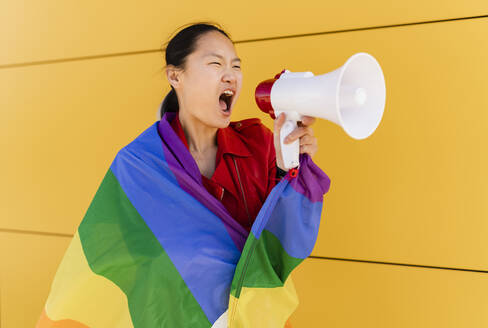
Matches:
[171,112,252,158]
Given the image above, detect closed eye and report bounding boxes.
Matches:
[210,62,240,69]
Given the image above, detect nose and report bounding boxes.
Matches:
[222,67,238,84]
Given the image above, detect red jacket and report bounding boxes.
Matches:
[170,112,280,232]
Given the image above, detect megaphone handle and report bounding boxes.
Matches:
[280,119,300,169]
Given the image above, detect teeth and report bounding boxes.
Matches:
[223,90,234,96]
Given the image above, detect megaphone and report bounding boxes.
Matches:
[255,52,386,170]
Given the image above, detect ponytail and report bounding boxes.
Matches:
[160,87,179,118]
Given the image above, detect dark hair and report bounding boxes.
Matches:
[159,22,232,118]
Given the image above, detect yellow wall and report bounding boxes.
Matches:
[2,1,488,326]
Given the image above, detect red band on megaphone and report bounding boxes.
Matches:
[274,69,286,79]
[255,70,287,120]
[255,78,277,119]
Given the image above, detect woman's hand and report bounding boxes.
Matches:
[274,112,318,171]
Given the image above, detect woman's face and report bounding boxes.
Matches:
[168,30,243,129]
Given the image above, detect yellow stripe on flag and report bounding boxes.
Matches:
[43,230,134,328]
[228,275,299,328]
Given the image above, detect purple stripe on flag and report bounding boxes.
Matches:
[157,112,248,251]
[287,153,331,203]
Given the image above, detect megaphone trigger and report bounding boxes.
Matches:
[276,111,301,170]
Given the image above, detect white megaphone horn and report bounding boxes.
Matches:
[255,52,386,170]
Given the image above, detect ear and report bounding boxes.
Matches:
[166,65,182,89]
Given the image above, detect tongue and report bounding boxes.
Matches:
[219,99,228,111]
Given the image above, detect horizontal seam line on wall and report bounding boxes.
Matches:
[0,227,73,238]
[237,13,488,44]
[1,227,486,274]
[308,255,488,274]
[1,14,487,70]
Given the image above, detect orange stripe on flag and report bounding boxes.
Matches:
[35,308,89,328]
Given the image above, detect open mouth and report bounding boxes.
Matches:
[219,91,233,112]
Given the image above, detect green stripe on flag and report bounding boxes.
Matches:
[230,230,303,298]
[78,169,210,327]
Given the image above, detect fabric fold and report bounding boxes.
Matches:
[36,113,331,328]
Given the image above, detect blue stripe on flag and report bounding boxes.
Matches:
[110,123,240,324]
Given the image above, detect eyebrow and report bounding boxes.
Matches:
[204,52,241,63]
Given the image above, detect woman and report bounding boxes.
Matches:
[37,22,329,328]
[159,22,319,233]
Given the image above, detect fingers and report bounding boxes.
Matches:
[298,116,316,127]
[276,114,318,158]
[298,134,315,145]
[299,143,318,157]
[299,134,318,157]
[284,125,314,144]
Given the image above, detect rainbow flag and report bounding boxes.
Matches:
[36,112,331,328]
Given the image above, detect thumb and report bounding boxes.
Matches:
[273,113,286,170]
[274,112,286,134]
